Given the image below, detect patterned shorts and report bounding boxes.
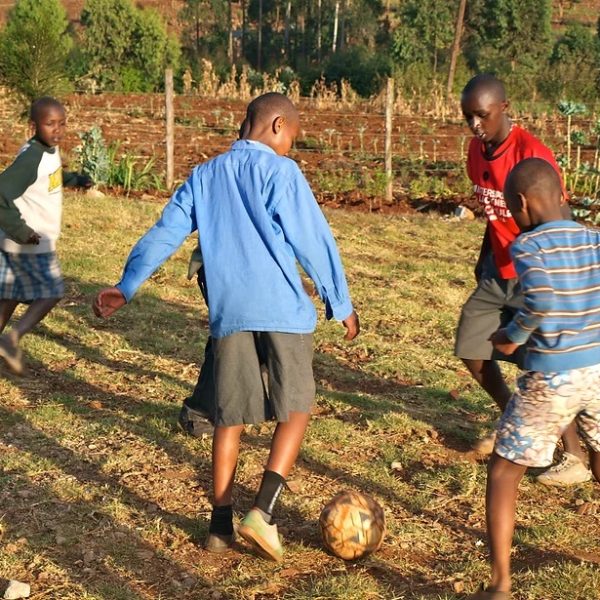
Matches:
[495,364,600,467]
[0,251,64,301]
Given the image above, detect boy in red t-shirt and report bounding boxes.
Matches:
[454,74,589,486]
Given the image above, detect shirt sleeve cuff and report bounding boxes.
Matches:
[12,223,35,244]
[328,298,354,322]
[115,281,134,304]
[505,321,531,345]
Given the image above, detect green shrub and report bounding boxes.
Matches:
[81,0,180,92]
[321,46,392,97]
[75,127,162,193]
[107,145,163,194]
[315,170,359,194]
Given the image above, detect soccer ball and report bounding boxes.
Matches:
[319,490,385,560]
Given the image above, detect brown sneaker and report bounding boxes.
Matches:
[204,532,235,553]
[0,331,23,376]
[177,399,213,438]
[473,429,497,455]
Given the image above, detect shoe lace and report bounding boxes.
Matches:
[551,453,577,472]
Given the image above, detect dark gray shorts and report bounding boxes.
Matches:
[213,331,315,426]
[455,256,526,367]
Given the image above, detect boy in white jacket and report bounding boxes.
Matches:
[0,96,91,374]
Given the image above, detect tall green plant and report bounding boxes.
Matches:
[76,127,110,185]
[106,144,163,194]
[0,0,73,105]
[558,100,586,170]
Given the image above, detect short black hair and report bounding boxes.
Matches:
[462,74,506,103]
[30,97,64,123]
[505,157,562,203]
[245,92,298,127]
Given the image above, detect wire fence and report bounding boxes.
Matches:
[1,91,598,195]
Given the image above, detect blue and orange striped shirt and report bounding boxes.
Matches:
[506,220,600,371]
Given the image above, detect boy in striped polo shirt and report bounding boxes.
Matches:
[471,157,600,599]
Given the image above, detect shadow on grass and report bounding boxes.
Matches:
[0,400,230,599]
[0,277,590,598]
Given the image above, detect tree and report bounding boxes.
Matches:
[464,0,552,74]
[461,0,553,99]
[392,0,457,73]
[323,44,392,96]
[131,9,181,90]
[446,0,467,100]
[180,0,203,56]
[179,0,229,71]
[0,0,73,104]
[81,0,179,91]
[542,23,600,102]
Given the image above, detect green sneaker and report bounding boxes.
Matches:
[238,509,283,562]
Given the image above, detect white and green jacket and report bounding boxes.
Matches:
[0,137,87,254]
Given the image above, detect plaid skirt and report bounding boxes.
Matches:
[0,250,64,301]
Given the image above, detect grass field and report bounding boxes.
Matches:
[0,194,599,600]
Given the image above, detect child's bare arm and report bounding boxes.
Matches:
[93,287,127,318]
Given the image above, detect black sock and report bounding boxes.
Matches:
[209,505,233,536]
[254,470,285,523]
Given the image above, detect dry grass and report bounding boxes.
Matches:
[0,194,598,599]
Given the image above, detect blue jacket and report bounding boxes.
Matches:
[117,140,353,338]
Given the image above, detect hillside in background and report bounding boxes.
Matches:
[0,0,597,31]
[0,0,184,28]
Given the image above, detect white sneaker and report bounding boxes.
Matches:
[473,430,497,455]
[536,452,592,487]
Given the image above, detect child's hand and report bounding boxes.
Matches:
[79,175,94,189]
[26,232,41,245]
[342,310,360,341]
[489,328,519,355]
[93,287,126,318]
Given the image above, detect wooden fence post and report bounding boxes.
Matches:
[165,68,175,191]
[385,77,394,204]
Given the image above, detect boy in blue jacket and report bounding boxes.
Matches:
[93,93,359,561]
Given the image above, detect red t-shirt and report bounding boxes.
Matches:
[466,125,564,279]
